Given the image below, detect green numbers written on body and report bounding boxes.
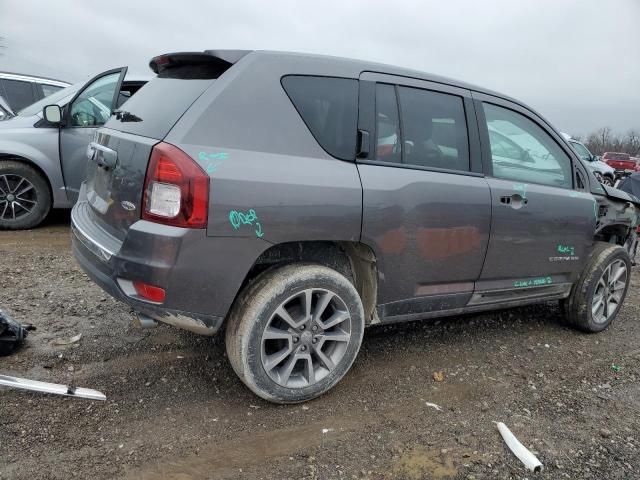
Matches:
[229,209,264,238]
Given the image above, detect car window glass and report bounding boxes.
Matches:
[41,84,63,98]
[396,86,469,171]
[1,79,36,112]
[282,76,358,160]
[69,72,119,127]
[483,103,572,188]
[18,82,82,116]
[375,84,401,163]
[570,141,591,161]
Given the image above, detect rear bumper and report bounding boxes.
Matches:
[71,201,224,335]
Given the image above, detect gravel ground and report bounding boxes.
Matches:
[1,212,640,480]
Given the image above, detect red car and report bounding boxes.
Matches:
[602,152,638,177]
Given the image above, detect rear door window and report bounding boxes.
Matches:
[396,86,470,171]
[281,76,358,160]
[483,103,572,188]
[1,79,36,111]
[375,83,401,163]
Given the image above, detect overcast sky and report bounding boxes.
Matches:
[1,0,638,135]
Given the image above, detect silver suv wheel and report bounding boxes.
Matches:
[0,174,37,221]
[260,288,352,388]
[564,242,631,332]
[226,263,365,403]
[592,259,627,324]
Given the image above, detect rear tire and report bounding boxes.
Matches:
[0,161,51,230]
[225,263,365,403]
[564,242,631,332]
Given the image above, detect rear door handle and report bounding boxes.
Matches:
[500,194,528,209]
[87,142,117,170]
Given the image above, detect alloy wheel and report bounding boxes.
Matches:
[260,288,352,388]
[591,259,628,324]
[0,174,37,221]
[602,177,614,186]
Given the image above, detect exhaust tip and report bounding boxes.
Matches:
[134,313,158,329]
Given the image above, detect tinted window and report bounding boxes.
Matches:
[104,78,213,140]
[70,72,120,127]
[282,76,358,160]
[41,83,63,98]
[375,84,401,163]
[1,79,36,111]
[397,86,469,171]
[483,103,572,188]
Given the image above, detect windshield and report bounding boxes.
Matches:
[570,141,591,160]
[18,82,83,116]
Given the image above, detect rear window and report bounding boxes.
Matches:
[281,75,358,161]
[104,78,214,140]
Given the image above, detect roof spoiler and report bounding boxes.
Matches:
[149,50,252,79]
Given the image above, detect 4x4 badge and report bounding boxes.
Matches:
[120,201,136,211]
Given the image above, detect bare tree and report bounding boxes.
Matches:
[625,130,640,156]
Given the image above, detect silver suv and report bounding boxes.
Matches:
[0,68,144,229]
[72,50,639,403]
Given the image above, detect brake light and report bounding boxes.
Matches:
[142,142,209,228]
[133,281,166,303]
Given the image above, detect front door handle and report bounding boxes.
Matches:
[500,194,528,209]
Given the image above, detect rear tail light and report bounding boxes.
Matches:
[142,142,209,228]
[133,281,166,303]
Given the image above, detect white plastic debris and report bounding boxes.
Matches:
[425,402,443,411]
[0,374,106,401]
[52,333,82,346]
[495,422,543,473]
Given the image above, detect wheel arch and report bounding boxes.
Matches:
[595,222,634,246]
[236,240,379,325]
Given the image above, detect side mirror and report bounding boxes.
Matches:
[43,104,62,124]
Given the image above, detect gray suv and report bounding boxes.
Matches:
[72,50,639,403]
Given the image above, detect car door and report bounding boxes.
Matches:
[59,67,127,204]
[357,73,491,321]
[472,93,595,303]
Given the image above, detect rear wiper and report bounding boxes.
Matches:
[112,110,142,122]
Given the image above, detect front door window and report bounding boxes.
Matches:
[69,72,120,127]
[483,103,573,188]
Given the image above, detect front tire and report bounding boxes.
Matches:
[602,175,615,187]
[225,263,365,403]
[564,242,631,332]
[0,161,52,230]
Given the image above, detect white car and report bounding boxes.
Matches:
[559,133,615,186]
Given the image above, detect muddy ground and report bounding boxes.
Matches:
[1,212,640,480]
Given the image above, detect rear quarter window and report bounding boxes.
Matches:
[281,75,358,161]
